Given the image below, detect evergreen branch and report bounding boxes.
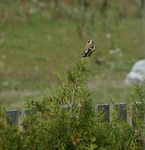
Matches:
[67,83,77,134]
[67,61,85,134]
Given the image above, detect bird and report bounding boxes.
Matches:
[83,40,95,57]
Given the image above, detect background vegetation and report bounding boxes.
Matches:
[0,0,144,109]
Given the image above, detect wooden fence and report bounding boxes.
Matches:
[5,102,144,127]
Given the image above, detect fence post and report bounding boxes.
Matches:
[131,102,144,128]
[114,103,127,121]
[6,110,19,125]
[96,104,110,122]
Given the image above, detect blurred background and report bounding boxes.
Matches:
[0,0,144,109]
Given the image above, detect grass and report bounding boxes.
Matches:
[0,9,144,109]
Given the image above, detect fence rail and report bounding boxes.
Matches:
[5,102,144,127]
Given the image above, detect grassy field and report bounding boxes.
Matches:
[0,10,144,109]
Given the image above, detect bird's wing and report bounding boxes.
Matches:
[84,49,89,53]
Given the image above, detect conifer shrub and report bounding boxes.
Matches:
[21,59,96,149]
[0,59,144,149]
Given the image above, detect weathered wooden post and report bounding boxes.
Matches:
[6,110,19,125]
[115,103,127,121]
[131,102,144,128]
[96,104,110,122]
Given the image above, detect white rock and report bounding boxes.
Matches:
[125,59,145,85]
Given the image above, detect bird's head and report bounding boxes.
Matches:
[87,40,94,44]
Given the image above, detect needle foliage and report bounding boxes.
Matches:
[0,59,144,149]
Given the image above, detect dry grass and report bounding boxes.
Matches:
[88,70,134,104]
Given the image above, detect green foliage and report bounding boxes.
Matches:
[0,108,22,150]
[0,59,143,149]
[21,59,95,149]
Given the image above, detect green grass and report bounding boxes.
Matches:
[0,10,143,109]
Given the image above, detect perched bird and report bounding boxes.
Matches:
[83,40,95,57]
